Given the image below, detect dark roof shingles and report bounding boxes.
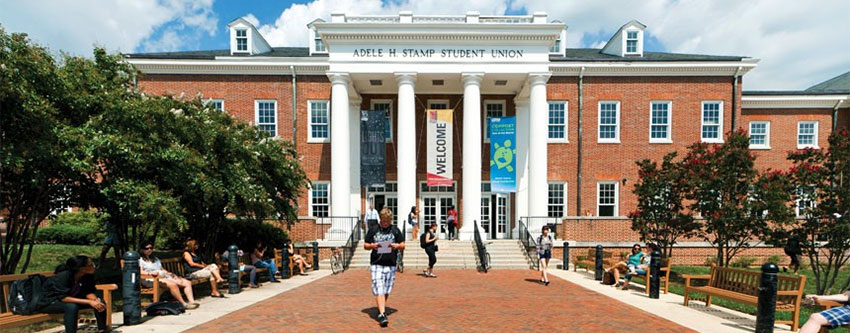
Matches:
[552,48,744,62]
[125,47,314,60]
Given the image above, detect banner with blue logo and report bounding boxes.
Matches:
[489,116,516,193]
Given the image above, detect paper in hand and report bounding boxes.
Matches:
[377,240,392,254]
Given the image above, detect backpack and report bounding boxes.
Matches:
[8,274,47,315]
[145,301,186,316]
[420,232,428,249]
[602,270,615,285]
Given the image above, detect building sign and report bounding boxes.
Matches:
[427,109,453,186]
[352,48,525,59]
[360,110,386,187]
[489,117,516,193]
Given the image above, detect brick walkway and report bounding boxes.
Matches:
[187,269,696,332]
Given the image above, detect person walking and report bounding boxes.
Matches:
[365,199,380,232]
[537,225,554,285]
[407,206,419,239]
[784,233,802,274]
[446,206,458,240]
[422,223,438,277]
[364,207,405,327]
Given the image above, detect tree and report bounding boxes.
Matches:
[785,129,850,294]
[629,152,699,258]
[683,130,794,267]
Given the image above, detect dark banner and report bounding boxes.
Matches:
[360,110,386,187]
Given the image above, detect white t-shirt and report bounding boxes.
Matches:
[364,209,379,221]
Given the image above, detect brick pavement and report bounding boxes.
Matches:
[187,269,695,332]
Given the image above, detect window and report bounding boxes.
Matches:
[313,29,326,53]
[797,121,818,149]
[550,36,561,54]
[548,182,566,218]
[548,101,567,142]
[205,99,224,112]
[597,182,618,217]
[626,31,638,54]
[749,121,770,149]
[308,100,330,142]
[428,100,449,110]
[371,100,393,142]
[310,182,329,217]
[484,100,505,141]
[701,101,723,143]
[650,101,671,142]
[255,100,276,138]
[598,101,620,143]
[796,186,816,217]
[236,29,247,52]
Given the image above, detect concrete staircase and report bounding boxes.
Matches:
[338,239,540,270]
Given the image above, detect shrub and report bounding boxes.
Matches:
[704,256,717,266]
[212,219,289,254]
[732,256,758,268]
[50,209,107,230]
[37,225,100,245]
[767,254,782,265]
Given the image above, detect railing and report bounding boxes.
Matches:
[479,16,533,24]
[316,216,360,241]
[341,218,362,271]
[520,216,560,240]
[347,15,400,23]
[397,219,408,272]
[473,220,490,273]
[411,15,466,24]
[518,219,540,270]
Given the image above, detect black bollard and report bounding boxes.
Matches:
[649,250,661,299]
[312,241,320,271]
[121,251,141,325]
[595,244,604,281]
[281,244,291,279]
[228,245,241,294]
[756,263,779,333]
[563,242,570,270]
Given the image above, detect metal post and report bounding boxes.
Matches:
[312,241,320,271]
[563,242,569,270]
[121,251,141,325]
[649,250,661,299]
[595,244,603,281]
[756,263,779,333]
[281,244,291,279]
[228,245,241,294]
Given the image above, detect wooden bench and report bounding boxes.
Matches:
[574,248,614,272]
[274,247,314,276]
[624,257,672,295]
[683,264,806,331]
[121,257,212,305]
[0,271,116,330]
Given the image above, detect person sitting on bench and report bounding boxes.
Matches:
[139,241,199,309]
[251,240,280,283]
[801,293,850,333]
[38,256,110,333]
[182,239,226,298]
[609,244,644,288]
[620,243,655,290]
[286,243,310,275]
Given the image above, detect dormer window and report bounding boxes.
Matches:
[625,31,638,54]
[236,29,248,52]
[549,37,561,53]
[313,30,326,53]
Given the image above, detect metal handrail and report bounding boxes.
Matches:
[473,220,490,273]
[341,218,362,271]
[518,219,540,270]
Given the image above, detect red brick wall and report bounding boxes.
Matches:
[741,108,833,173]
[839,107,850,131]
[556,246,788,266]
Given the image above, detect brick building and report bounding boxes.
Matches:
[126,12,850,260]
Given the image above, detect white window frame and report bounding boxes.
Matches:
[748,121,771,149]
[371,99,394,143]
[312,29,327,54]
[205,99,225,112]
[597,181,619,217]
[648,101,672,143]
[307,100,330,143]
[308,181,330,217]
[797,121,819,149]
[547,101,568,143]
[547,182,567,218]
[624,30,640,55]
[483,100,506,143]
[254,100,277,138]
[235,29,248,52]
[427,99,450,110]
[700,101,724,143]
[598,101,621,143]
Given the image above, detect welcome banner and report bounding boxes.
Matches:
[489,116,517,193]
[426,109,453,186]
[360,110,386,187]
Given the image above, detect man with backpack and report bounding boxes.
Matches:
[364,207,405,327]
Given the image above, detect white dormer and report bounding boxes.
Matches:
[549,20,567,56]
[307,18,327,56]
[227,17,272,55]
[601,20,646,57]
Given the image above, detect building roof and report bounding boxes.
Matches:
[124,47,317,60]
[552,48,745,62]
[805,71,850,94]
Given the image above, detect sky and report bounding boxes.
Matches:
[1,0,848,90]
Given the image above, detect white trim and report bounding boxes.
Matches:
[307,100,331,143]
[743,95,849,109]
[597,101,620,143]
[547,100,568,143]
[204,98,225,112]
[796,121,819,149]
[748,121,771,150]
[700,100,724,143]
[597,181,619,217]
[309,181,331,217]
[427,99,450,109]
[649,101,672,143]
[370,99,394,143]
[548,61,758,77]
[547,181,568,218]
[254,99,278,138]
[623,29,642,56]
[234,28,249,53]
[483,99,506,143]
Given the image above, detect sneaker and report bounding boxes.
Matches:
[270,279,281,283]
[377,313,389,327]
[185,303,199,310]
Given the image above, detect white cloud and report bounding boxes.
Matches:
[243,14,260,28]
[0,0,217,55]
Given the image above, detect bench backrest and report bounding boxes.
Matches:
[708,264,806,298]
[120,257,185,276]
[586,248,613,258]
[0,271,55,314]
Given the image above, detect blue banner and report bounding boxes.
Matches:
[489,117,516,193]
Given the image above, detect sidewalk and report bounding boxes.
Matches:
[547,268,796,333]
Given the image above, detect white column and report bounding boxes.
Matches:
[328,72,351,216]
[528,73,550,221]
[514,98,529,238]
[395,73,417,226]
[460,73,484,240]
[349,98,362,219]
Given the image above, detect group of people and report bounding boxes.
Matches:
[603,243,656,291]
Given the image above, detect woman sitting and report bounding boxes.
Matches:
[182,239,226,298]
[220,249,261,288]
[38,256,110,333]
[620,243,655,290]
[609,244,644,287]
[251,240,280,283]
[139,241,199,309]
[801,293,850,333]
[286,242,310,275]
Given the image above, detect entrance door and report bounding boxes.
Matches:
[482,193,510,239]
[422,195,454,238]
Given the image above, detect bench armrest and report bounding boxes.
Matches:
[777,290,804,296]
[818,300,845,310]
[682,274,710,287]
[95,284,118,292]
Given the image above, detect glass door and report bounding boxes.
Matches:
[481,196,492,236]
[495,194,509,238]
[422,195,454,238]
